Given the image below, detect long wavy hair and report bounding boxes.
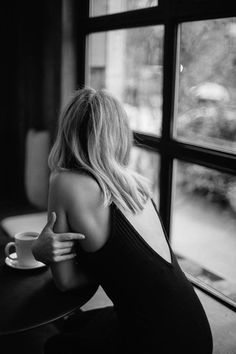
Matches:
[48,87,150,213]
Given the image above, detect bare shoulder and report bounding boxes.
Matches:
[50,169,100,193]
[49,170,102,207]
[49,170,110,252]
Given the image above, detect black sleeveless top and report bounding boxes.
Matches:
[78,201,213,354]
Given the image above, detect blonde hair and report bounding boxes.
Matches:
[49,87,150,213]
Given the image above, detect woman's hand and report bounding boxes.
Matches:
[32,212,85,265]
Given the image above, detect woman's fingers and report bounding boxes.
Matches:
[56,233,85,242]
[43,212,57,233]
[54,241,74,249]
[36,214,85,264]
[54,247,73,255]
[53,253,77,262]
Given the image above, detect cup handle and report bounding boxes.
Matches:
[4,242,17,260]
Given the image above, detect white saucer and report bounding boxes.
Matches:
[5,253,46,270]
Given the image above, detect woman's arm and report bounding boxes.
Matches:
[33,210,91,292]
[44,171,109,292]
[45,173,88,291]
[32,211,85,265]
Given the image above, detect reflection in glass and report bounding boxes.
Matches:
[175,18,236,153]
[90,0,158,17]
[87,27,163,136]
[129,147,160,206]
[171,160,236,303]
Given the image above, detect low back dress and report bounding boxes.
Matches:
[77,200,213,354]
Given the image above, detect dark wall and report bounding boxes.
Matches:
[0,1,62,204]
[0,3,24,202]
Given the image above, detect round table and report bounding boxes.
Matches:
[0,235,98,335]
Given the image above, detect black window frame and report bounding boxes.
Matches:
[74,0,236,311]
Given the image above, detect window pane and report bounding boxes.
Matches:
[129,147,160,207]
[175,18,236,153]
[90,0,158,17]
[171,160,236,304]
[87,26,164,136]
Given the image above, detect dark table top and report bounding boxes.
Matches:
[0,229,98,335]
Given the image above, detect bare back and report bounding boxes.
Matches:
[49,171,171,264]
[117,199,171,264]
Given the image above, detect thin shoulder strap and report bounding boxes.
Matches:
[150,198,171,245]
[150,198,159,214]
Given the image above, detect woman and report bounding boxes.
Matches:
[32,87,213,354]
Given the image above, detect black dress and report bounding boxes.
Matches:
[45,200,213,354]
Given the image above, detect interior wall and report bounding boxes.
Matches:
[0,3,25,203]
[0,1,63,205]
[61,0,77,109]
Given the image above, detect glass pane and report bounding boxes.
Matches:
[171,160,236,304]
[87,26,164,136]
[129,147,160,207]
[175,18,236,153]
[90,0,158,17]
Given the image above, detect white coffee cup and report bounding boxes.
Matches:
[5,231,39,267]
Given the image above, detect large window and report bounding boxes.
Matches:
[76,0,236,310]
[87,26,164,136]
[90,0,158,17]
[175,19,236,154]
[172,161,236,303]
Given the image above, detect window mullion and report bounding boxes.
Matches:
[159,13,178,238]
